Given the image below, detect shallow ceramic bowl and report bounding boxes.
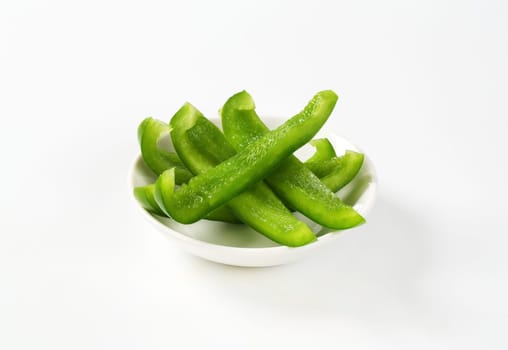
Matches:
[129,117,377,267]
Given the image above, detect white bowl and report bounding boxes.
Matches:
[129,117,377,267]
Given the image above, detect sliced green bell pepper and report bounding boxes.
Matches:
[133,184,166,216]
[221,90,364,230]
[154,90,338,226]
[136,117,239,223]
[133,183,240,223]
[182,112,315,246]
[306,138,337,163]
[305,150,364,192]
[138,117,193,184]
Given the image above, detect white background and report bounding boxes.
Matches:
[1,0,507,349]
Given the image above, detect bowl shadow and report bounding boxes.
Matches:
[182,193,436,328]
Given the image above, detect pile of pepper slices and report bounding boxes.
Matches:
[134,90,365,247]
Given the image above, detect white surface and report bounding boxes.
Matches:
[130,125,377,266]
[1,0,507,349]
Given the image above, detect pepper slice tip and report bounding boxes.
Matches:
[153,167,176,219]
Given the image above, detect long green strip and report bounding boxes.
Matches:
[304,138,364,193]
[221,90,364,230]
[138,117,193,184]
[136,117,238,223]
[133,183,240,223]
[178,111,315,246]
[154,90,338,225]
[133,184,166,216]
[306,150,364,192]
[306,138,337,163]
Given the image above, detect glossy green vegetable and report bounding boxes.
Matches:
[183,111,316,246]
[154,90,338,225]
[306,138,337,163]
[134,183,240,223]
[138,117,193,184]
[221,90,364,229]
[136,117,239,223]
[305,138,364,192]
[287,137,365,193]
[133,184,166,216]
[306,147,365,193]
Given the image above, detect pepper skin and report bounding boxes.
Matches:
[183,113,316,246]
[154,90,338,226]
[138,117,193,184]
[221,90,364,230]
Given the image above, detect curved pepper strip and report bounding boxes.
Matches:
[133,183,240,223]
[136,117,239,223]
[154,90,338,226]
[306,138,337,163]
[306,150,364,193]
[134,184,166,216]
[304,138,364,192]
[138,117,193,184]
[182,110,315,246]
[221,91,364,230]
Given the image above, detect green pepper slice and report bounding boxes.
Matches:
[306,150,364,192]
[136,117,239,223]
[138,117,193,184]
[133,183,240,223]
[221,90,364,230]
[154,90,338,225]
[133,184,166,216]
[182,111,315,246]
[306,138,337,163]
